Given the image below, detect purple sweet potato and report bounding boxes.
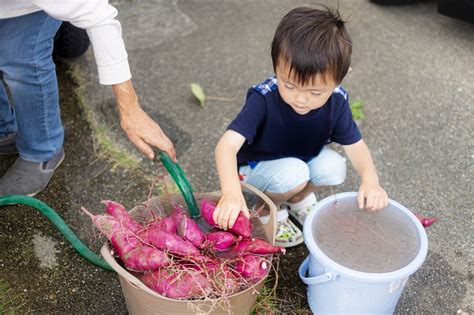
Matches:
[205,231,241,252]
[82,208,169,271]
[121,245,170,271]
[183,259,240,294]
[414,213,439,227]
[233,254,269,282]
[148,216,178,234]
[209,264,240,294]
[82,208,140,258]
[102,200,143,232]
[229,215,253,239]
[200,199,252,239]
[141,228,200,257]
[170,204,185,225]
[177,216,206,248]
[140,267,212,299]
[233,238,285,255]
[148,204,186,234]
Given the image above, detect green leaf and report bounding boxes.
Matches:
[350,100,365,120]
[190,83,206,107]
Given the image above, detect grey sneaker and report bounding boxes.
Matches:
[0,133,18,155]
[0,148,65,196]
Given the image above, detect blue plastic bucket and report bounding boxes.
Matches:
[299,192,428,314]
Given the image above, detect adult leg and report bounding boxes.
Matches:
[0,11,64,196]
[0,75,18,154]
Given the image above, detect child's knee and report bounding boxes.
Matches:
[285,180,308,196]
[310,151,347,185]
[268,158,310,193]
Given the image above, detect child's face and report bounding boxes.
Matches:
[276,62,337,115]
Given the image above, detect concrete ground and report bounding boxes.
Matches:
[0,0,472,313]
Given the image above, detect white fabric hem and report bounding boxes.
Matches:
[97,59,132,85]
[0,7,40,19]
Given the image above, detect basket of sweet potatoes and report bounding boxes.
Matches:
[86,183,281,314]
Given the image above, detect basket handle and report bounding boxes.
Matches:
[241,182,277,245]
[100,244,163,297]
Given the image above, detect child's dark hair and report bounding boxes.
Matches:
[271,6,352,85]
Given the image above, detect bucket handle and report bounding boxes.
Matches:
[299,257,336,285]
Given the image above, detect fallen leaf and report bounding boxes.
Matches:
[190,83,206,107]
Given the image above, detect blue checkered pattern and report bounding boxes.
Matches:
[334,85,348,100]
[253,76,278,95]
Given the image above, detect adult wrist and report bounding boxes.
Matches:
[112,80,140,112]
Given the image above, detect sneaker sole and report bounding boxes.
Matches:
[275,236,304,248]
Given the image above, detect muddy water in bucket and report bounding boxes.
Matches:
[312,198,420,273]
[299,193,428,314]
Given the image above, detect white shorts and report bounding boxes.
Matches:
[239,147,347,194]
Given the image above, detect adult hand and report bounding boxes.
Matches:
[112,80,176,161]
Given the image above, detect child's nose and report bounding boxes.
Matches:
[295,94,308,104]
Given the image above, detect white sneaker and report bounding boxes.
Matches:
[286,192,318,226]
[259,207,304,248]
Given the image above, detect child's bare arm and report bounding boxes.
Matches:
[214,130,248,229]
[343,139,388,211]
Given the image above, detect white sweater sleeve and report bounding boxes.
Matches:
[33,0,131,85]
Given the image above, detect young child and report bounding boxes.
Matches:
[213,6,389,247]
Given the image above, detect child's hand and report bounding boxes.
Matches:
[213,192,250,230]
[358,180,389,211]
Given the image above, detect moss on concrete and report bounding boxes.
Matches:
[64,62,141,171]
[0,280,24,314]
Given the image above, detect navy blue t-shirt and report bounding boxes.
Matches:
[228,76,362,167]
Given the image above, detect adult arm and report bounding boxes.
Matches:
[112,81,176,160]
[343,139,388,211]
[34,0,176,160]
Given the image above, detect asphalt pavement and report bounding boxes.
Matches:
[0,0,472,313]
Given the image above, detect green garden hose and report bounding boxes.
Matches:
[159,152,200,218]
[0,195,113,271]
[0,153,196,272]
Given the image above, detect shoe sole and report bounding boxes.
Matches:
[275,236,304,248]
[26,153,65,197]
